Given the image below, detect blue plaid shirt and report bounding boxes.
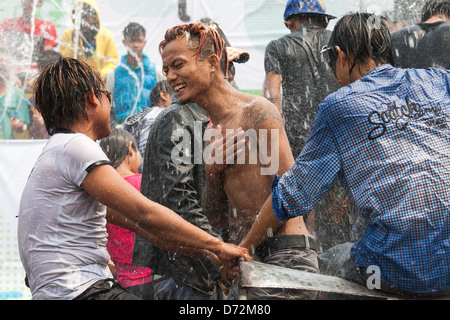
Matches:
[272,65,450,294]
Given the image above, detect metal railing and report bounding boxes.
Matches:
[237,260,450,300]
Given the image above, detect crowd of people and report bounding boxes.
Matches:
[8,0,450,300]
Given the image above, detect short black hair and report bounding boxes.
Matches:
[123,22,146,38]
[328,12,394,74]
[421,0,450,22]
[100,128,138,168]
[149,80,175,107]
[33,57,104,135]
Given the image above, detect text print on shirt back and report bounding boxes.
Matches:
[367,96,449,140]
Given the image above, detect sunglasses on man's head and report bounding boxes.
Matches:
[84,88,112,104]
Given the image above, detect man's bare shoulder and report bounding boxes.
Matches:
[241,95,283,129]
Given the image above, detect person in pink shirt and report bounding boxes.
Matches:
[0,0,58,84]
[99,128,153,299]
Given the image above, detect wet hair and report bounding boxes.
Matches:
[159,23,228,77]
[123,22,146,38]
[33,57,104,136]
[100,128,138,168]
[37,50,62,71]
[149,80,175,107]
[328,12,394,75]
[421,0,450,22]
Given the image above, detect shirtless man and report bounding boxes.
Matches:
[160,23,319,299]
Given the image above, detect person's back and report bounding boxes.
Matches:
[313,65,450,294]
[264,1,352,253]
[392,21,450,69]
[264,0,340,158]
[392,0,450,69]
[266,24,339,157]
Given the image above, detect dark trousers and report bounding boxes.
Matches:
[318,242,450,298]
[74,279,141,300]
[151,276,224,300]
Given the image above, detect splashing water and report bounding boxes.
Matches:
[114,47,145,117]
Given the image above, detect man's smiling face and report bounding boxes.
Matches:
[161,36,212,105]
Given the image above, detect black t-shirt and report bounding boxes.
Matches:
[264,23,339,158]
[392,21,450,69]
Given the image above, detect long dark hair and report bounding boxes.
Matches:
[33,57,104,135]
[99,129,138,168]
[328,12,394,75]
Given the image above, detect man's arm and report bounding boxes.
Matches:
[263,71,282,115]
[263,39,283,115]
[239,195,284,252]
[106,208,219,263]
[82,163,251,264]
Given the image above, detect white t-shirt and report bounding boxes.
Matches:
[18,132,114,300]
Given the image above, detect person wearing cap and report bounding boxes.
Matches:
[130,21,252,300]
[240,12,450,297]
[264,0,339,158]
[264,0,357,257]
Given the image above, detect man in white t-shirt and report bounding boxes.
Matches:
[17,57,251,300]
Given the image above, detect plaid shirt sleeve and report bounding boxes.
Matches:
[271,65,450,294]
[272,102,341,221]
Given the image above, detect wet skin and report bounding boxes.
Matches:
[162,36,309,245]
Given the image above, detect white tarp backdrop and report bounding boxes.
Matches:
[0,140,45,300]
[0,0,397,300]
[0,0,394,91]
